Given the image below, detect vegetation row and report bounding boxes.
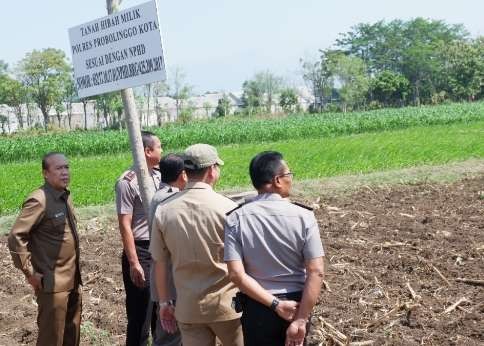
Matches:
[1,18,483,134]
[1,101,483,163]
[1,120,483,216]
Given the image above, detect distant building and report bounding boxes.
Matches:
[0,87,312,133]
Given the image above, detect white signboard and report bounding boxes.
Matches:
[69,0,166,98]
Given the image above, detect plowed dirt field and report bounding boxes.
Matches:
[1,176,483,345]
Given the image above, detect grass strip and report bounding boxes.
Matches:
[0,121,482,216]
[1,101,483,163]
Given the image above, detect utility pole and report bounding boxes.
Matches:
[106,0,155,214]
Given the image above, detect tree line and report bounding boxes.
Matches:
[1,18,483,132]
[300,18,484,112]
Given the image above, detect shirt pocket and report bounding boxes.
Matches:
[46,214,67,234]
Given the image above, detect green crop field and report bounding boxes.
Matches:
[1,101,483,163]
[1,120,482,216]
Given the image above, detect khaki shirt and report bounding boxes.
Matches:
[8,183,81,293]
[115,167,161,241]
[150,181,240,323]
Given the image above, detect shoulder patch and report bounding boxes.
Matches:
[158,191,178,205]
[292,201,313,211]
[226,202,247,216]
[123,171,137,182]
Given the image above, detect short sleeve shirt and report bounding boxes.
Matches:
[148,183,178,226]
[150,181,240,323]
[115,168,161,241]
[148,182,178,301]
[224,193,325,294]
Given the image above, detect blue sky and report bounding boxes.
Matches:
[2,0,483,94]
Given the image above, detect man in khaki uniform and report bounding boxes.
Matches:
[8,152,82,346]
[150,144,243,346]
[147,153,188,346]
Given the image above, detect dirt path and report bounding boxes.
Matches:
[1,175,483,345]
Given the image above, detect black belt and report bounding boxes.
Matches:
[134,240,150,246]
[234,291,304,313]
[273,291,303,301]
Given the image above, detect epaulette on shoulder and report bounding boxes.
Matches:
[123,171,137,182]
[292,201,313,211]
[226,202,247,216]
[159,191,178,205]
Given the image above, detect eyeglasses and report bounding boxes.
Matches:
[277,172,294,179]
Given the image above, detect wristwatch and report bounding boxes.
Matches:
[270,297,280,311]
[159,300,175,309]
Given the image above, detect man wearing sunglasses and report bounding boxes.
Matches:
[224,151,325,346]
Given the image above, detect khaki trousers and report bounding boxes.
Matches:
[36,287,82,346]
[178,319,243,346]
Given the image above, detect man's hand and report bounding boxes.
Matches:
[27,272,43,295]
[159,304,177,333]
[285,318,307,346]
[129,262,146,287]
[275,300,299,321]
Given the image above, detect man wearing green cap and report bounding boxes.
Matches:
[150,144,243,346]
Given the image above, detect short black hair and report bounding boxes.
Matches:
[185,167,209,180]
[42,152,65,170]
[249,151,285,189]
[141,130,158,149]
[159,154,185,183]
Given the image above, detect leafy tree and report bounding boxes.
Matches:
[241,79,264,115]
[370,71,410,106]
[256,71,283,112]
[301,54,333,112]
[214,94,231,117]
[95,92,123,128]
[279,88,299,113]
[241,71,284,115]
[18,48,71,129]
[178,101,195,124]
[54,102,65,127]
[438,39,484,101]
[336,18,468,104]
[327,53,369,112]
[401,19,467,104]
[0,74,27,129]
[336,20,406,74]
[168,67,192,120]
[52,73,76,129]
